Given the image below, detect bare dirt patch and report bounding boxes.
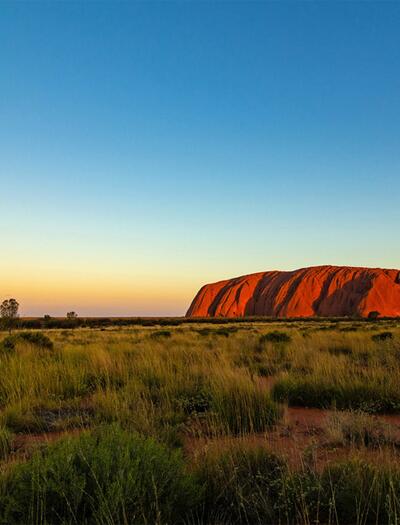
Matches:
[185,406,400,471]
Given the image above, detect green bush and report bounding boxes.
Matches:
[371,331,393,342]
[195,445,287,524]
[272,376,400,413]
[319,460,400,524]
[326,345,352,356]
[193,448,400,525]
[0,336,16,353]
[150,329,172,338]
[196,327,238,337]
[0,332,53,353]
[339,325,359,332]
[21,331,54,349]
[1,425,200,525]
[259,331,292,345]
[179,389,211,415]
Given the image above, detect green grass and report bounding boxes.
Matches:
[1,425,200,525]
[1,321,399,426]
[206,372,281,435]
[272,374,400,413]
[259,330,292,344]
[0,320,400,523]
[0,332,53,353]
[270,333,400,413]
[325,410,400,448]
[0,327,282,440]
[0,425,12,461]
[193,441,400,525]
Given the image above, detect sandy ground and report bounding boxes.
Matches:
[7,404,400,472]
[184,406,400,471]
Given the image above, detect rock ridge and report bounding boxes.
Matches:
[186,265,400,318]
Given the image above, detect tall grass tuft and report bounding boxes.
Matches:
[192,442,400,525]
[1,425,200,525]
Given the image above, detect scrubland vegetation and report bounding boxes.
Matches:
[1,319,400,523]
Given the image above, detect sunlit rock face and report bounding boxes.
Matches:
[186,266,400,318]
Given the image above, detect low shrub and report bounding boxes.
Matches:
[150,329,172,338]
[339,325,359,332]
[0,332,53,353]
[319,460,400,524]
[195,444,287,524]
[1,425,200,525]
[272,376,400,413]
[259,331,292,345]
[196,327,238,337]
[371,331,393,342]
[325,410,399,448]
[20,331,54,349]
[326,345,352,356]
[0,336,16,353]
[179,389,212,415]
[193,447,400,524]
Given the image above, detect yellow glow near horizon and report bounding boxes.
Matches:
[1,264,200,317]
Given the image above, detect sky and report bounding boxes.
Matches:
[1,1,399,317]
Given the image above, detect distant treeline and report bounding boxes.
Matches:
[7,315,400,330]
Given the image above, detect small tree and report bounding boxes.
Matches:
[66,311,78,319]
[43,314,52,328]
[0,298,20,333]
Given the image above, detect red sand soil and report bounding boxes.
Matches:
[6,407,400,472]
[7,429,83,464]
[186,265,400,318]
[184,407,400,471]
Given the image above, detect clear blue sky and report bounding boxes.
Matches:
[1,1,399,316]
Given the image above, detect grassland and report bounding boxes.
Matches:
[1,319,400,524]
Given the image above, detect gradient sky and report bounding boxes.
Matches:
[1,1,399,316]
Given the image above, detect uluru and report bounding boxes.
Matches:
[186,266,400,318]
